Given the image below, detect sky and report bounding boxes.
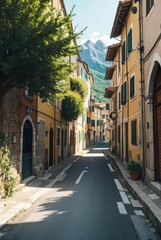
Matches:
[64,0,119,46]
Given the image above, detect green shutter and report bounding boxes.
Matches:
[122,41,126,64]
[121,82,127,105]
[130,76,135,98]
[128,29,132,53]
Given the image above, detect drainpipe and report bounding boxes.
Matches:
[138,0,145,181]
[132,0,145,181]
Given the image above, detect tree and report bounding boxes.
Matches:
[62,91,83,122]
[0,0,83,107]
[70,76,88,99]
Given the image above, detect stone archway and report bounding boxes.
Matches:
[22,120,33,179]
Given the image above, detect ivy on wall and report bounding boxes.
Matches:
[62,91,83,122]
[0,135,16,198]
[70,77,88,99]
[62,76,88,122]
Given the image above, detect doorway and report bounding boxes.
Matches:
[153,68,161,180]
[22,120,33,179]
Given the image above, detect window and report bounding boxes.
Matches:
[146,0,154,15]
[118,92,121,110]
[118,126,120,143]
[121,82,127,105]
[91,120,95,127]
[92,106,94,112]
[131,120,137,145]
[130,76,135,98]
[87,117,91,123]
[106,103,110,110]
[122,41,126,65]
[128,28,132,54]
[57,128,60,145]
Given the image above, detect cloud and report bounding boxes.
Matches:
[79,32,119,46]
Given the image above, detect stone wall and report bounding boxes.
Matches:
[0,88,21,182]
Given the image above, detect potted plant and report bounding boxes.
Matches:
[128,161,141,180]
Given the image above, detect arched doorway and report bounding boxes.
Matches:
[153,67,161,180]
[49,127,53,167]
[22,120,33,179]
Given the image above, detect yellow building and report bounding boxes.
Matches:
[105,0,142,165]
[36,0,69,172]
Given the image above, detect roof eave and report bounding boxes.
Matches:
[110,0,132,38]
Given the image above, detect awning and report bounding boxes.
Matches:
[104,86,118,98]
[105,42,121,61]
[110,0,132,38]
[105,65,116,80]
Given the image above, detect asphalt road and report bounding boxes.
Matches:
[2,142,160,240]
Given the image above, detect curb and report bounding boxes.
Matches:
[0,155,82,230]
[107,151,161,236]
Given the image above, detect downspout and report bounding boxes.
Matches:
[125,21,129,164]
[138,0,145,181]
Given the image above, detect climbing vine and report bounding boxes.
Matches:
[70,77,88,99]
[62,91,83,122]
[0,141,16,198]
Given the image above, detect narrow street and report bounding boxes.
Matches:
[2,143,160,240]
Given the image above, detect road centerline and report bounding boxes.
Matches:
[75,171,88,184]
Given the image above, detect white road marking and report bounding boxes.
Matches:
[117,202,127,215]
[75,171,88,184]
[130,199,143,208]
[134,210,144,216]
[119,191,130,204]
[58,173,67,182]
[114,179,125,191]
[108,163,115,172]
[148,194,160,200]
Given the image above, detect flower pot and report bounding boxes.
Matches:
[130,170,140,180]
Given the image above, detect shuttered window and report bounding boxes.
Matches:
[146,0,154,15]
[131,120,137,145]
[128,28,132,53]
[121,82,127,105]
[118,126,120,143]
[122,41,126,65]
[118,92,121,109]
[91,120,95,127]
[106,103,110,110]
[130,76,135,98]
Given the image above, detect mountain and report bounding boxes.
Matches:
[80,40,111,102]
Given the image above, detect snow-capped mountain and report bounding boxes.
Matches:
[80,39,111,102]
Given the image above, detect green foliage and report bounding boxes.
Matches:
[62,91,83,122]
[70,76,88,99]
[0,0,84,105]
[0,146,16,198]
[128,161,141,172]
